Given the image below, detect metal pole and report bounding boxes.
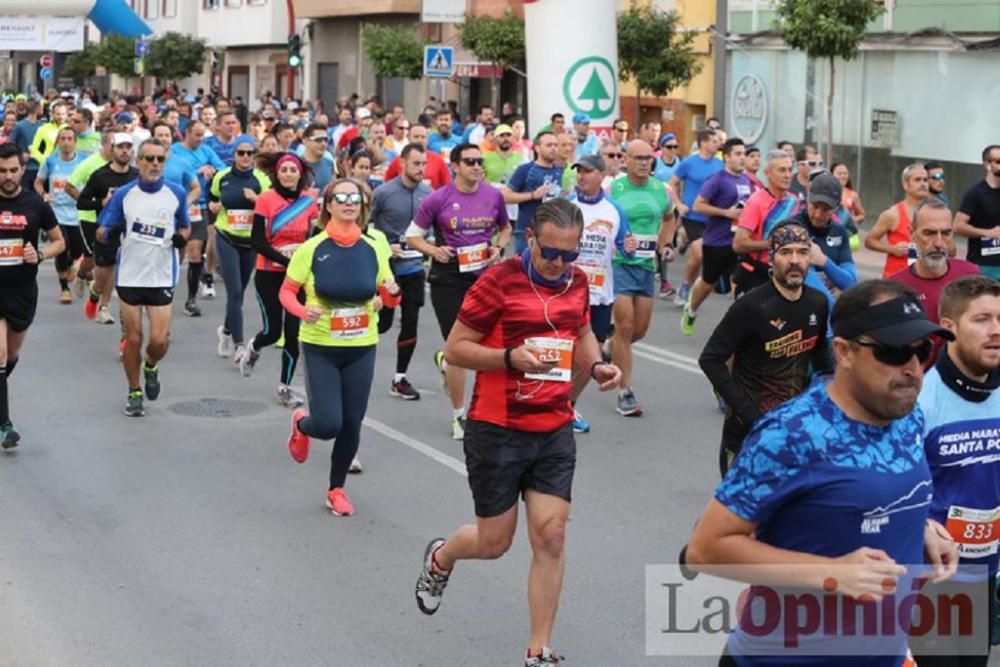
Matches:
[713,0,729,122]
[286,0,296,100]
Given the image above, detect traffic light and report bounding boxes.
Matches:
[287,34,302,68]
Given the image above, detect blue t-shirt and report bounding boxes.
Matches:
[717,381,931,665]
[171,143,226,207]
[652,156,679,184]
[163,155,196,191]
[697,169,751,246]
[203,134,238,167]
[38,152,87,226]
[794,210,858,311]
[12,118,43,167]
[303,156,334,193]
[428,132,459,162]
[507,161,564,232]
[575,133,599,160]
[673,153,723,223]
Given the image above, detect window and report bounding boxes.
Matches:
[203,0,220,9]
[145,0,159,20]
[248,0,267,5]
[225,0,242,7]
[163,0,177,17]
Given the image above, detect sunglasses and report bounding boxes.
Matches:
[802,160,825,168]
[236,149,256,157]
[853,338,933,366]
[310,136,329,142]
[141,155,166,163]
[930,173,945,180]
[460,157,484,167]
[330,192,363,205]
[663,144,679,149]
[537,243,580,263]
[396,125,410,130]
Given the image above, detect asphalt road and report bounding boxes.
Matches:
[0,255,892,667]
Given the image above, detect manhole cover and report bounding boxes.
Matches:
[168,398,267,419]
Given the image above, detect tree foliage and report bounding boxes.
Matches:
[617,2,701,98]
[362,24,426,80]
[776,0,883,60]
[62,42,102,84]
[96,34,139,79]
[145,31,209,81]
[458,10,525,71]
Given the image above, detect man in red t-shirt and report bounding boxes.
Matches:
[384,124,451,190]
[890,197,979,367]
[413,199,620,666]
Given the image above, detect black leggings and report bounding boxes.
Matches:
[55,225,87,273]
[299,344,377,489]
[377,271,424,374]
[251,270,300,386]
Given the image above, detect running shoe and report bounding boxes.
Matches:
[239,346,260,378]
[288,408,310,463]
[680,306,697,336]
[73,275,88,298]
[349,457,362,474]
[277,384,304,408]
[616,388,643,417]
[143,363,161,401]
[0,421,20,450]
[525,648,564,666]
[673,282,690,308]
[183,298,202,317]
[96,305,115,325]
[451,415,466,441]
[326,487,354,516]
[390,377,421,400]
[572,409,591,434]
[433,350,448,390]
[415,537,450,615]
[84,294,98,320]
[658,281,676,299]
[217,325,234,358]
[59,288,72,304]
[125,390,145,417]
[233,344,245,365]
[199,279,216,299]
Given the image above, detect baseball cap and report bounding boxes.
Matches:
[114,111,134,124]
[572,154,605,172]
[112,132,133,147]
[807,171,843,208]
[659,133,678,148]
[494,123,513,136]
[832,293,954,347]
[572,113,591,125]
[356,107,372,120]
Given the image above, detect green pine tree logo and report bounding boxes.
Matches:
[577,67,611,113]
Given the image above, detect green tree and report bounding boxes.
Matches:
[776,0,883,162]
[96,34,139,79]
[62,42,102,84]
[145,32,209,82]
[458,10,525,109]
[362,24,426,80]
[617,1,701,126]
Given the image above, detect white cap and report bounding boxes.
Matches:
[112,132,133,147]
[356,107,371,120]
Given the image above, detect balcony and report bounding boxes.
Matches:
[292,0,421,18]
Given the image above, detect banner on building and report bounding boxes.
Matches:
[0,16,85,52]
[421,0,465,23]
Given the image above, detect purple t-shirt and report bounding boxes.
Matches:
[699,170,752,246]
[413,182,509,249]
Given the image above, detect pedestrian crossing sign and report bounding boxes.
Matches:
[423,45,454,79]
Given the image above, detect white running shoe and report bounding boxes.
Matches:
[95,305,115,325]
[217,325,234,358]
[349,457,363,473]
[200,281,216,299]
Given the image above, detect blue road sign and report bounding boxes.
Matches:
[135,40,150,58]
[423,45,454,79]
[40,67,52,80]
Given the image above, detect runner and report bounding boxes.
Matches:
[241,152,318,408]
[954,144,1000,282]
[383,124,452,190]
[96,139,189,417]
[65,129,112,301]
[405,143,511,440]
[35,126,86,304]
[889,197,979,368]
[924,161,950,207]
[0,142,65,448]
[202,110,243,298]
[865,163,929,278]
[789,144,822,203]
[687,279,959,665]
[913,275,1000,667]
[652,133,680,183]
[669,128,723,307]
[370,143,432,400]
[503,131,562,254]
[296,123,336,194]
[607,139,675,416]
[482,123,525,223]
[413,199,621,666]
[732,149,799,296]
[77,133,137,326]
[699,221,832,476]
[681,137,751,336]
[282,178,400,516]
[209,136,271,361]
[566,154,636,433]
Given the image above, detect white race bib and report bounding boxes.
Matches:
[945,505,1000,558]
[188,203,203,223]
[981,237,1000,257]
[0,238,25,266]
[523,337,574,383]
[228,209,253,233]
[330,306,370,340]
[577,263,607,294]
[129,217,168,245]
[634,234,658,259]
[457,242,490,273]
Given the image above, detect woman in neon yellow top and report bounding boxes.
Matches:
[279,178,400,517]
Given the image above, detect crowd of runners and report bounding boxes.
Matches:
[1,87,999,666]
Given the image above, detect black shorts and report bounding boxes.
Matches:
[0,282,38,332]
[57,225,87,269]
[117,286,175,307]
[397,270,426,308]
[590,304,613,342]
[681,218,705,243]
[732,257,770,299]
[430,279,474,340]
[80,221,96,258]
[464,419,576,518]
[188,219,208,243]
[702,244,739,284]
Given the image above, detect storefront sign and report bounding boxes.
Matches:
[0,16,84,52]
[731,74,768,144]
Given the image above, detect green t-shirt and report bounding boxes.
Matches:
[68,152,109,224]
[76,131,102,156]
[482,151,525,187]
[562,167,577,194]
[609,175,673,270]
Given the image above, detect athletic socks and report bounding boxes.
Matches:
[187,262,203,300]
[59,277,69,290]
[394,372,407,383]
[0,365,8,425]
[452,407,465,420]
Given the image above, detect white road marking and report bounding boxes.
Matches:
[632,342,702,375]
[363,416,468,477]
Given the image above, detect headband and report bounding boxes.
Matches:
[276,153,302,171]
[769,223,811,254]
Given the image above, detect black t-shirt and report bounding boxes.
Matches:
[698,280,832,429]
[0,188,58,285]
[958,179,1000,266]
[77,164,138,217]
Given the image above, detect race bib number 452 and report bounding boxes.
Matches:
[523,337,574,383]
[457,242,490,273]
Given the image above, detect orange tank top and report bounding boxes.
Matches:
[883,202,913,278]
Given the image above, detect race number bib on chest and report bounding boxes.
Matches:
[524,337,574,383]
[577,263,607,293]
[398,239,423,260]
[228,209,253,233]
[982,238,1000,257]
[0,238,25,266]
[457,242,490,273]
[634,234,658,259]
[945,505,1000,558]
[130,218,168,245]
[51,178,67,194]
[330,306,370,340]
[188,203,203,223]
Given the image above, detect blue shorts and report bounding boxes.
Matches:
[613,263,656,298]
[589,304,613,342]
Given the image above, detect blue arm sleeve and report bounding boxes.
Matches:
[821,259,857,290]
[207,148,226,171]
